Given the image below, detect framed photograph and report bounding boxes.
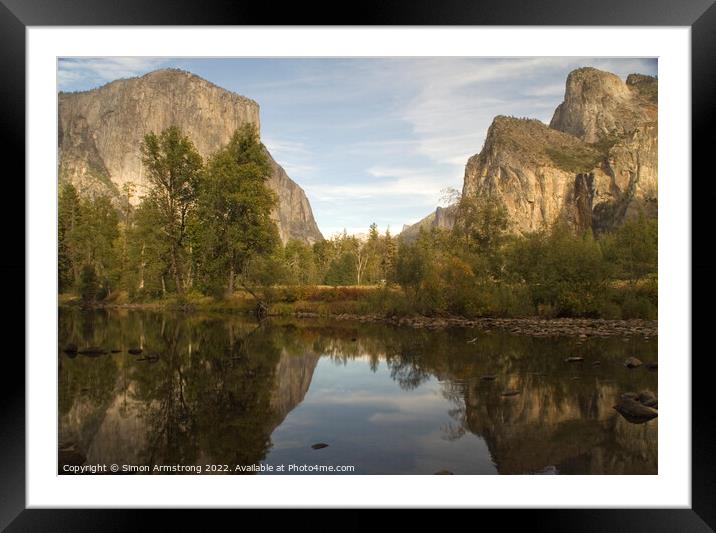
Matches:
[4,0,714,528]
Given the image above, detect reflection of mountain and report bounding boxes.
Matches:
[59,310,657,474]
[269,348,320,425]
[462,376,657,474]
[59,312,321,472]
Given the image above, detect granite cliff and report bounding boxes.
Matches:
[58,68,322,244]
[400,205,457,241]
[403,67,657,237]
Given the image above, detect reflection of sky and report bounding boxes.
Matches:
[58,57,657,237]
[262,357,496,475]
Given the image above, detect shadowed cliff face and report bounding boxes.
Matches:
[58,68,322,244]
[59,310,656,474]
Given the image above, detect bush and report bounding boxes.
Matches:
[621,293,657,320]
[595,299,623,320]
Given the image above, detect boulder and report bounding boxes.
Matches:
[624,357,642,369]
[638,391,658,408]
[614,398,658,423]
[63,343,78,354]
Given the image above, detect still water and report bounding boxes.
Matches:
[58,308,657,475]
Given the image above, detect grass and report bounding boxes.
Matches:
[59,281,657,321]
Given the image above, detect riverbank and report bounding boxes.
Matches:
[59,292,657,338]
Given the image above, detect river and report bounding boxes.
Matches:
[58,308,657,475]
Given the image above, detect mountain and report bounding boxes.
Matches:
[402,67,657,237]
[400,205,457,241]
[58,68,323,244]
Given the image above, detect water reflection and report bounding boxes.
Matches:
[59,309,657,474]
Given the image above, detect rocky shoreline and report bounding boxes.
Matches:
[293,311,658,338]
[62,301,657,338]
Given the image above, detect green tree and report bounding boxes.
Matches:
[601,211,657,283]
[140,126,203,294]
[283,239,317,285]
[451,193,510,278]
[126,200,174,297]
[196,124,279,298]
[79,264,99,304]
[58,182,82,291]
[507,223,609,316]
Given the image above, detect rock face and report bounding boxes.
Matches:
[58,68,322,244]
[462,116,601,233]
[462,68,658,234]
[401,205,457,241]
[407,67,657,236]
[549,67,656,143]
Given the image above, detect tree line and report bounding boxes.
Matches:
[59,124,657,319]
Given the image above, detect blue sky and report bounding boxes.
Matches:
[58,57,657,237]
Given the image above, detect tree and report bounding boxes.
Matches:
[283,239,317,285]
[126,200,174,297]
[506,223,609,316]
[79,264,99,304]
[601,211,657,283]
[196,124,279,298]
[58,183,82,291]
[140,126,203,294]
[451,193,510,278]
[394,232,433,299]
[380,227,397,283]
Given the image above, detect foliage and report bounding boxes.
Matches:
[544,145,602,173]
[140,126,203,294]
[195,124,279,298]
[58,127,657,321]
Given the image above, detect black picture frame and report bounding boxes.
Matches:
[2,0,713,529]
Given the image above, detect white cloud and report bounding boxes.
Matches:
[58,57,169,91]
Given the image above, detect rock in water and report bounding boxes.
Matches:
[58,68,322,244]
[63,343,78,354]
[638,391,658,408]
[311,443,329,450]
[614,398,658,423]
[58,442,86,470]
[624,357,643,369]
[565,356,584,363]
[128,348,143,355]
[501,389,521,397]
[434,470,454,475]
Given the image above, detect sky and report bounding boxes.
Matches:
[58,57,657,237]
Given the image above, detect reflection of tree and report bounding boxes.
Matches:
[59,310,658,474]
[386,351,430,390]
